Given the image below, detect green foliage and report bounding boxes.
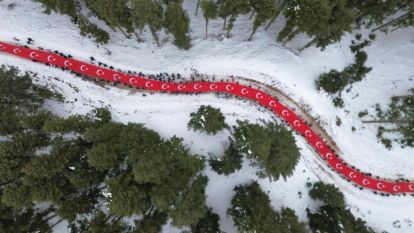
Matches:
[309,182,345,209]
[249,0,279,40]
[36,0,110,44]
[200,0,218,38]
[377,88,414,147]
[308,181,374,233]
[188,105,227,134]
[191,208,222,233]
[132,211,167,233]
[279,0,355,49]
[209,140,242,175]
[170,175,208,227]
[164,1,192,49]
[233,120,300,180]
[131,0,164,46]
[69,211,130,233]
[228,181,306,233]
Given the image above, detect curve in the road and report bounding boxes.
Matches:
[0,41,411,194]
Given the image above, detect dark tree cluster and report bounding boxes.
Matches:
[228,181,307,233]
[34,0,414,50]
[0,65,217,232]
[307,182,375,233]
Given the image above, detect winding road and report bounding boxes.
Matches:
[0,41,412,194]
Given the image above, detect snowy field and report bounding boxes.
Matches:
[1,0,414,232]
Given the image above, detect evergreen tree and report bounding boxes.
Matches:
[35,0,110,43]
[308,181,374,233]
[228,181,305,233]
[85,0,133,35]
[309,182,345,209]
[164,1,192,49]
[249,0,279,40]
[200,0,218,38]
[131,0,164,46]
[132,211,167,233]
[217,0,251,36]
[191,208,222,233]
[233,120,300,180]
[209,140,242,175]
[188,105,227,134]
[170,175,208,227]
[278,0,355,50]
[69,211,130,233]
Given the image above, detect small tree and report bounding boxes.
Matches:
[164,1,192,49]
[191,208,222,233]
[233,121,300,180]
[188,105,227,134]
[309,182,345,209]
[228,181,305,233]
[200,0,218,38]
[209,140,242,175]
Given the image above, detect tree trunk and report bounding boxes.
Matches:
[118,27,128,38]
[150,26,160,46]
[195,0,200,16]
[265,13,278,30]
[372,13,409,32]
[393,95,414,99]
[223,17,227,30]
[205,19,209,39]
[362,119,410,124]
[249,11,255,20]
[248,28,256,41]
[299,38,317,52]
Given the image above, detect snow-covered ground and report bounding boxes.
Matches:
[1,0,414,232]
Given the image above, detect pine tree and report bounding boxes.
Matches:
[308,181,374,233]
[217,0,251,36]
[69,211,130,233]
[233,121,300,180]
[131,0,164,46]
[164,1,192,49]
[209,140,242,175]
[309,182,345,209]
[188,105,227,134]
[170,175,208,227]
[278,0,355,50]
[200,0,218,38]
[248,0,279,40]
[191,208,222,233]
[228,181,304,233]
[85,0,133,35]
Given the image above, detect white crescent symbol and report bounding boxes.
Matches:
[225,84,234,91]
[129,78,136,84]
[349,172,357,179]
[293,120,300,127]
[80,65,88,72]
[96,69,104,76]
[162,84,169,90]
[325,153,333,159]
[409,184,414,191]
[335,163,343,170]
[113,74,120,81]
[194,84,201,90]
[0,44,5,50]
[305,130,312,137]
[13,48,21,53]
[178,84,185,90]
[47,55,55,62]
[29,52,38,58]
[362,179,370,185]
[282,110,289,116]
[241,88,248,95]
[393,185,401,192]
[316,142,323,149]
[210,84,217,90]
[256,93,263,99]
[269,101,276,107]
[64,60,72,67]
[145,82,153,88]
[376,183,385,189]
